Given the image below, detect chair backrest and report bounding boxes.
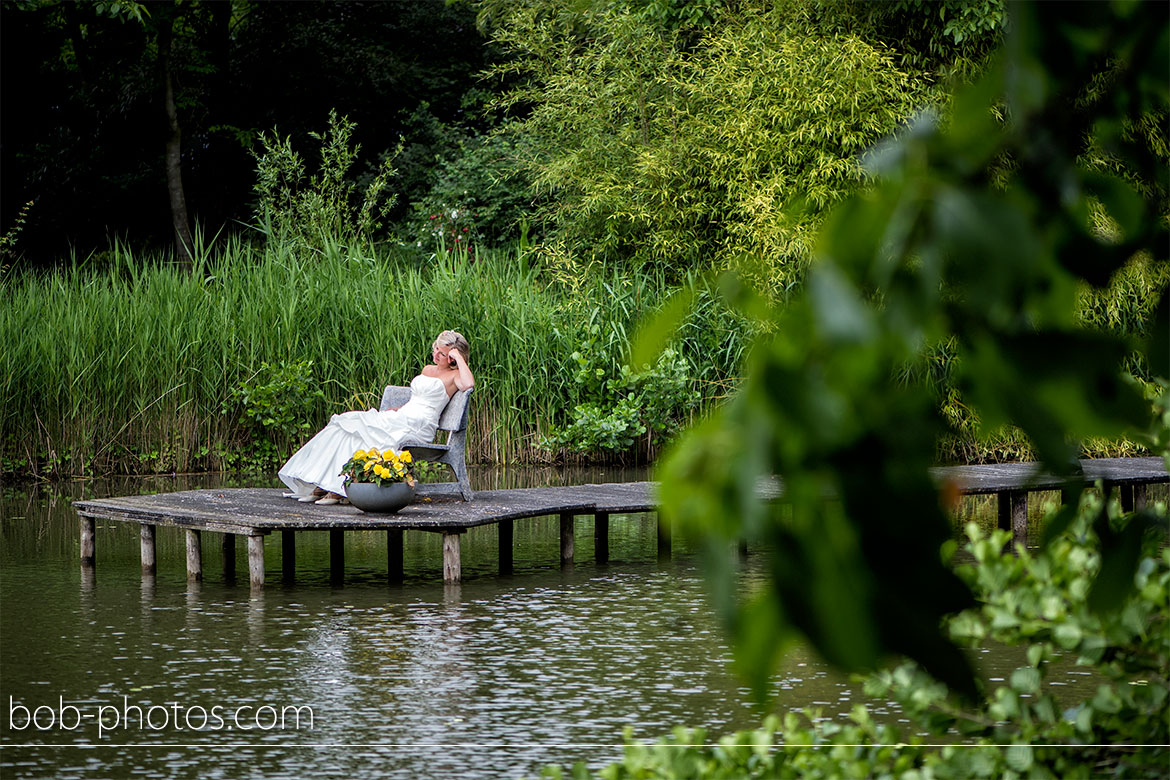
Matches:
[437,387,472,432]
[379,385,473,433]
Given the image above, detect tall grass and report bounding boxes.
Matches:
[1,239,749,476]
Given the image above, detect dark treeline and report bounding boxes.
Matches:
[1,0,494,262]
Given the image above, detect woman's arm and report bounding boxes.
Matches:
[448,347,475,391]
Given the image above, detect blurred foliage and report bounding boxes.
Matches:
[542,492,1170,778]
[653,0,1168,706]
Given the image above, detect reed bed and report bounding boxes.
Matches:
[1,239,749,476]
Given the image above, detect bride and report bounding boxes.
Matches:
[278,330,475,505]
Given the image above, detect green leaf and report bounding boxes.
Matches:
[1010,667,1041,694]
[1005,744,1034,773]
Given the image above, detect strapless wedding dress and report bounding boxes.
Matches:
[279,374,450,497]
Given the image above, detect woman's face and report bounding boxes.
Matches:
[432,342,452,367]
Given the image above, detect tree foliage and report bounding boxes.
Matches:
[649,0,1168,705]
[485,0,934,288]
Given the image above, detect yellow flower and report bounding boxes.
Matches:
[400,450,413,463]
[367,447,380,458]
[383,449,397,461]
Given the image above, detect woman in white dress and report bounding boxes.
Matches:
[279,330,475,505]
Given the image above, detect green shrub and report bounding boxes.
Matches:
[411,131,535,252]
[542,325,698,459]
[220,359,326,470]
[252,110,399,250]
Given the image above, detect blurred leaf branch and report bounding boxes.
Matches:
[656,0,1168,700]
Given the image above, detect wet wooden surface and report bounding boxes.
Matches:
[74,482,658,534]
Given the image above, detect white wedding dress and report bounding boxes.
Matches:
[279,374,451,498]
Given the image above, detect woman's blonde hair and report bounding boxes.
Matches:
[434,330,470,363]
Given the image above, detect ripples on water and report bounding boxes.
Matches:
[0,471,1111,779]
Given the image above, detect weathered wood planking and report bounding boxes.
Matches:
[72,458,1167,586]
[928,457,1169,494]
[74,482,653,533]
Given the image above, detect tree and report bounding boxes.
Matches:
[484,0,966,288]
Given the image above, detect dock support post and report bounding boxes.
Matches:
[498,520,513,575]
[1117,483,1135,513]
[1134,484,1148,511]
[594,512,609,565]
[657,514,671,560]
[80,516,96,571]
[442,531,462,583]
[185,529,202,582]
[140,524,157,576]
[330,530,344,585]
[248,536,265,590]
[560,513,575,566]
[222,534,236,582]
[282,531,296,583]
[998,490,1028,549]
[387,529,404,583]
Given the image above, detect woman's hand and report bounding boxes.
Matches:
[448,346,474,390]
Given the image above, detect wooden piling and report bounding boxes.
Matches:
[248,535,265,590]
[657,515,671,560]
[1134,484,1148,511]
[498,519,513,574]
[140,524,157,576]
[560,512,575,565]
[998,490,1028,549]
[222,534,236,581]
[80,516,96,571]
[442,531,462,583]
[594,512,609,565]
[387,528,404,583]
[1118,483,1135,512]
[185,529,202,582]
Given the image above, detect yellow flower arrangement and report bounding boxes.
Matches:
[340,447,416,488]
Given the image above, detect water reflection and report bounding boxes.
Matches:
[3,472,1153,780]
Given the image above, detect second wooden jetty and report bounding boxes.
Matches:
[73,457,1168,587]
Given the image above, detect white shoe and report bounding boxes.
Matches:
[315,495,341,505]
[282,492,298,498]
[297,495,319,503]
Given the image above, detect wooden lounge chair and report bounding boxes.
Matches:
[379,384,474,501]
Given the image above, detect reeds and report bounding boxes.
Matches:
[1,238,748,476]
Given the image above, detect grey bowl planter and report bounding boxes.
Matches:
[346,482,415,514]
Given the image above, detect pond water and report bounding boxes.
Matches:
[0,469,1110,779]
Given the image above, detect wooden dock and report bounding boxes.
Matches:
[73,457,1167,587]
